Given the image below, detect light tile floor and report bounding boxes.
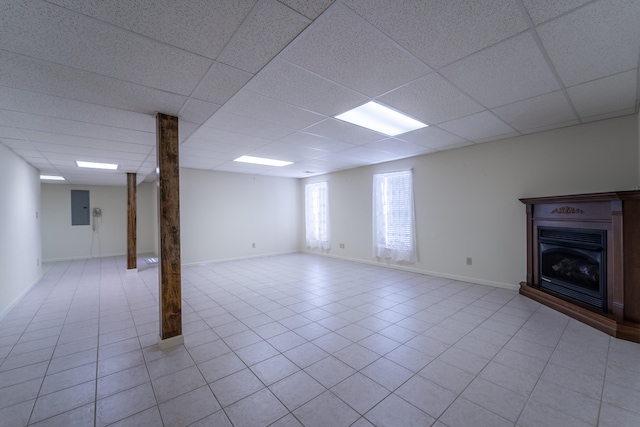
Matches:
[1,254,639,426]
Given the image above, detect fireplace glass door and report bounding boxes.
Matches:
[538,226,606,310]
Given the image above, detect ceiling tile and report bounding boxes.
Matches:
[178,99,221,125]
[278,0,335,20]
[0,51,187,116]
[32,141,148,161]
[377,73,484,124]
[279,131,356,152]
[47,0,258,59]
[567,70,638,119]
[178,121,199,142]
[0,125,23,140]
[474,131,522,144]
[0,115,12,127]
[580,108,637,124]
[249,141,327,162]
[304,118,386,145]
[0,87,156,132]
[441,32,560,108]
[215,161,275,175]
[396,126,469,151]
[242,59,368,116]
[314,152,366,168]
[536,0,640,86]
[338,145,394,163]
[192,62,254,105]
[520,119,581,135]
[281,3,431,97]
[363,139,434,157]
[521,0,590,25]
[8,148,42,159]
[0,138,34,151]
[492,90,577,131]
[3,112,155,145]
[263,167,312,178]
[2,0,639,184]
[222,91,326,130]
[21,130,154,154]
[343,0,528,68]
[180,147,233,163]
[180,156,223,170]
[217,0,311,74]
[1,0,212,95]
[439,111,516,141]
[202,111,293,140]
[188,127,272,150]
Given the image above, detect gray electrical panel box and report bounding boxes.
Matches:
[71,190,90,226]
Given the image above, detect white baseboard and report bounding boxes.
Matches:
[158,334,184,349]
[0,275,42,322]
[301,250,520,291]
[181,250,299,267]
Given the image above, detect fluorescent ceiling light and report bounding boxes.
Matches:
[76,161,118,170]
[335,101,428,136]
[234,156,293,167]
[40,175,65,181]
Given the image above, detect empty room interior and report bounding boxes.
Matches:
[1,1,640,426]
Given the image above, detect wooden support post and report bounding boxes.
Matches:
[127,172,137,270]
[156,113,183,348]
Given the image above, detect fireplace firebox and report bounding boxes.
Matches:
[538,226,606,310]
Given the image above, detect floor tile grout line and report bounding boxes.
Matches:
[510,303,573,426]
[3,253,637,426]
[26,259,90,425]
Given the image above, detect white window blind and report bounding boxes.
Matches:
[372,170,416,263]
[305,182,330,249]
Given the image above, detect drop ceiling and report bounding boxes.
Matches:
[1,0,639,186]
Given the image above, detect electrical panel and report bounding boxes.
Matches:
[71,190,90,226]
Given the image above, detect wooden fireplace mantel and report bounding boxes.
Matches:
[520,190,640,342]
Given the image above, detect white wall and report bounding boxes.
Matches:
[41,168,300,265]
[136,182,157,256]
[0,144,41,318]
[41,182,156,261]
[302,115,639,289]
[180,168,300,264]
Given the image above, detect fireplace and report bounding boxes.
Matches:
[538,226,606,311]
[519,190,640,343]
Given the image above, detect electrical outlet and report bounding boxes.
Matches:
[339,243,345,249]
[252,243,255,248]
[466,257,472,265]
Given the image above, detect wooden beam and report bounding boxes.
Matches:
[127,172,137,270]
[156,113,183,345]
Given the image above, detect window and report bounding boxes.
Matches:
[372,170,416,262]
[305,182,330,249]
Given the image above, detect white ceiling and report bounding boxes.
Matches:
[1,0,639,186]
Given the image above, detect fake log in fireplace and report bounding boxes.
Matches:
[520,191,640,343]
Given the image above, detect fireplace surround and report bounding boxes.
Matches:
[520,191,640,343]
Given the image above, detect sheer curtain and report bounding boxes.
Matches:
[372,170,416,263]
[305,182,330,249]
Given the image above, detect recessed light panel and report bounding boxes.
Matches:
[76,161,118,170]
[335,101,428,136]
[40,175,65,181]
[233,156,293,167]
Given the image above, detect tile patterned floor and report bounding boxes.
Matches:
[0,254,639,426]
